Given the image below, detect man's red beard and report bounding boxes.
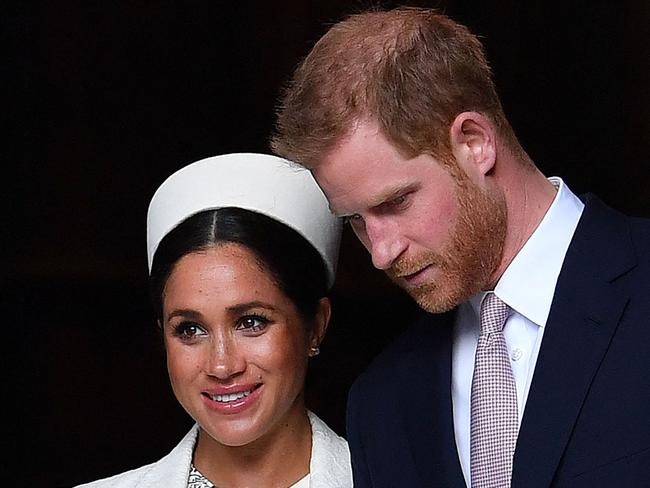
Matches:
[387,178,507,313]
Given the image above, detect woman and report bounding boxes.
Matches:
[77,153,350,487]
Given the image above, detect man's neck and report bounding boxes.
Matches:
[490,156,557,286]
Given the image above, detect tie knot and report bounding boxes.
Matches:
[479,293,509,335]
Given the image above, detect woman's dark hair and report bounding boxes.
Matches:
[150,207,329,325]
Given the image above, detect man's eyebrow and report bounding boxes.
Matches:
[370,183,418,209]
[329,183,417,218]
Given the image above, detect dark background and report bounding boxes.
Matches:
[5,1,649,486]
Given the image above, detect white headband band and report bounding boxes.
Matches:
[146,153,342,287]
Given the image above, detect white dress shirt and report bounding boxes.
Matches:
[452,177,584,485]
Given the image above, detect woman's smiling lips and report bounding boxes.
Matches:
[201,383,263,414]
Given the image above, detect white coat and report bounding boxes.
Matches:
[76,411,352,488]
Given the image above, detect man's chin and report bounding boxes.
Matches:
[406,274,486,314]
[408,283,463,314]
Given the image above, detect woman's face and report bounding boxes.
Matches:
[162,243,325,447]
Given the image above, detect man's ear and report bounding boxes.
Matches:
[449,112,497,180]
[309,297,331,353]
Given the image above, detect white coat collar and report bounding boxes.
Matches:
[76,411,351,488]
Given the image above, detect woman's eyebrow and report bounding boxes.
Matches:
[226,301,279,315]
[166,302,280,321]
[166,309,203,321]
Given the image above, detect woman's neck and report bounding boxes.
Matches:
[193,405,312,488]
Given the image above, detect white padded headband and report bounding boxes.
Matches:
[146,153,342,287]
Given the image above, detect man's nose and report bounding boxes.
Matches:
[364,217,407,270]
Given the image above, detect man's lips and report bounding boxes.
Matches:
[393,265,433,287]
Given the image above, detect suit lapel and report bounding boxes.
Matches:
[399,312,467,487]
[512,195,635,487]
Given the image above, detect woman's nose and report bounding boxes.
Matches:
[205,334,246,380]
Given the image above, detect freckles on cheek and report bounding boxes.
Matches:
[167,347,200,378]
[246,341,280,367]
[248,334,305,372]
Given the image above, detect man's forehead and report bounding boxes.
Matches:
[310,119,424,212]
[314,164,414,217]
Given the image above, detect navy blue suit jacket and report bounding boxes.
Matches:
[346,195,650,487]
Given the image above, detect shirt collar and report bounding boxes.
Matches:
[470,177,584,327]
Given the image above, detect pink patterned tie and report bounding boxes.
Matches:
[470,293,518,488]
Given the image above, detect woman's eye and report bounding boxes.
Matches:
[173,322,207,340]
[236,315,269,333]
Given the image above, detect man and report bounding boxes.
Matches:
[272,7,650,488]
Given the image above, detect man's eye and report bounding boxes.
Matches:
[236,315,270,333]
[388,194,408,208]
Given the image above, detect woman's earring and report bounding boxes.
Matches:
[309,346,320,357]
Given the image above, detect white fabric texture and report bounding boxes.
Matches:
[187,465,215,488]
[146,153,342,287]
[453,177,585,485]
[75,411,352,488]
[189,464,310,488]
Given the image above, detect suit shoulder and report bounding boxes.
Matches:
[350,310,453,396]
[629,216,650,246]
